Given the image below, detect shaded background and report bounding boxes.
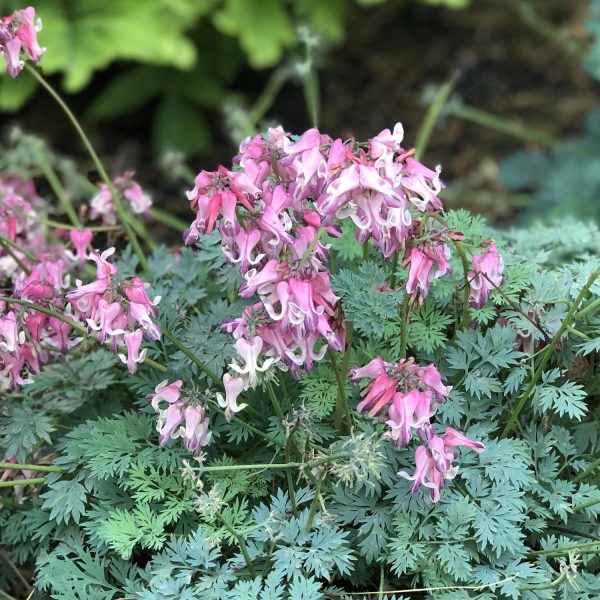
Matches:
[1,0,599,227]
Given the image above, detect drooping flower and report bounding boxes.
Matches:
[399,428,485,502]
[0,7,45,78]
[468,241,504,308]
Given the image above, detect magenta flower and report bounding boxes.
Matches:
[468,241,504,308]
[405,241,451,303]
[0,7,45,78]
[399,429,485,502]
[67,229,93,267]
[385,389,436,448]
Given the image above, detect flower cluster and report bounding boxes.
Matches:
[90,172,152,226]
[66,248,161,374]
[350,356,484,501]
[0,6,44,77]
[184,125,474,415]
[148,380,211,455]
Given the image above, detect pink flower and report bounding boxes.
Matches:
[0,311,22,352]
[416,364,452,403]
[68,229,93,267]
[468,241,504,308]
[349,357,389,380]
[90,247,118,280]
[86,299,126,342]
[405,241,451,303]
[401,158,444,212]
[180,405,211,454]
[149,379,183,408]
[441,427,486,452]
[119,329,147,374]
[0,7,44,78]
[399,429,485,502]
[369,123,404,168]
[385,390,436,448]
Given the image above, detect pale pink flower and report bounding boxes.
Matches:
[229,336,276,387]
[468,241,504,308]
[149,379,183,409]
[119,329,147,374]
[217,373,248,421]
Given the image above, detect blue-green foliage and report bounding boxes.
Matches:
[2,214,600,599]
[500,110,600,221]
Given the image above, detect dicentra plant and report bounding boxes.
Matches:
[1,7,600,600]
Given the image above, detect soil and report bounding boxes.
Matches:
[3,0,599,227]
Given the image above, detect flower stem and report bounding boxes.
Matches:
[572,456,600,483]
[446,103,560,148]
[163,329,223,388]
[500,267,600,438]
[150,207,188,232]
[265,380,285,421]
[220,514,256,577]
[572,496,600,513]
[0,239,31,275]
[27,141,80,228]
[527,540,600,557]
[414,72,458,161]
[191,453,350,473]
[26,64,148,272]
[517,571,566,592]
[0,235,37,262]
[329,337,353,433]
[0,462,62,473]
[0,478,45,488]
[429,213,470,329]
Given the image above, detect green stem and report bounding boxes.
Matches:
[0,478,45,488]
[150,207,188,232]
[220,514,256,577]
[517,571,566,592]
[27,141,81,227]
[0,462,62,473]
[248,67,290,129]
[572,497,600,513]
[163,329,223,388]
[500,267,600,438]
[35,218,121,232]
[574,297,600,322]
[527,540,600,557]
[429,213,470,329]
[389,252,399,289]
[306,476,322,532]
[191,453,350,473]
[299,227,325,267]
[414,72,458,161]
[328,345,352,433]
[0,234,37,262]
[399,292,409,359]
[447,103,560,148]
[0,239,31,275]
[573,456,600,483]
[26,64,148,272]
[265,380,285,421]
